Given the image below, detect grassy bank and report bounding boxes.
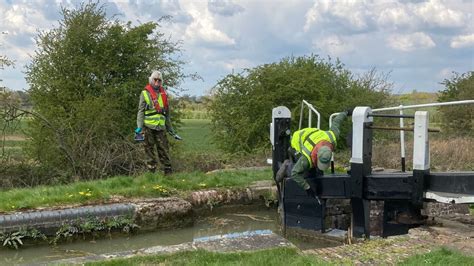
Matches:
[400,248,474,265]
[0,168,272,213]
[86,246,474,266]
[87,247,324,266]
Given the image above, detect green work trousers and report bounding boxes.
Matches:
[144,127,172,174]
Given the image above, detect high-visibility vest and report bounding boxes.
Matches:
[142,84,168,127]
[291,128,337,167]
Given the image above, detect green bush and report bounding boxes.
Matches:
[25,3,186,181]
[209,55,392,153]
[437,71,474,137]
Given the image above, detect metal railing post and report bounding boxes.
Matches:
[301,100,321,129]
[299,102,304,130]
[399,105,406,172]
[309,110,312,128]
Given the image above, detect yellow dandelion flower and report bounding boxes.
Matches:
[79,191,85,195]
[198,183,207,187]
[153,185,161,190]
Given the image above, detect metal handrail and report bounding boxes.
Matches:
[328,99,474,173]
[372,100,474,112]
[329,99,474,130]
[299,100,321,129]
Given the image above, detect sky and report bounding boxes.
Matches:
[1,0,473,96]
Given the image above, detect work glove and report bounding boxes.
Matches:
[135,127,142,134]
[346,108,354,116]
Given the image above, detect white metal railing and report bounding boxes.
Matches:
[299,100,321,129]
[329,99,474,172]
[371,100,474,112]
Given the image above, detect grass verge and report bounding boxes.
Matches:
[86,247,325,266]
[0,168,272,213]
[399,247,474,265]
[86,246,474,266]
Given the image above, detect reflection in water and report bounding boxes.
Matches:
[0,208,341,264]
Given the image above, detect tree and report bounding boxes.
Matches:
[208,55,392,153]
[0,55,17,146]
[0,55,14,77]
[25,3,186,180]
[438,71,474,136]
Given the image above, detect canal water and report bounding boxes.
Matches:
[0,208,340,264]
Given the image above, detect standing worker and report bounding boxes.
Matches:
[135,70,180,175]
[277,109,352,200]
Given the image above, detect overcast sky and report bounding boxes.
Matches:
[1,0,473,96]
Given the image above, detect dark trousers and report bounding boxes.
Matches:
[144,128,172,173]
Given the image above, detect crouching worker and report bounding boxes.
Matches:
[277,109,352,201]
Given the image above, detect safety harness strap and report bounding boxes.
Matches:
[144,84,168,114]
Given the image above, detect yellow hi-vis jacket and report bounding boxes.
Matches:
[291,128,336,167]
[142,89,166,128]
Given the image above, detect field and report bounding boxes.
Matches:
[394,92,438,105]
[1,119,218,157]
[178,119,218,153]
[1,118,28,160]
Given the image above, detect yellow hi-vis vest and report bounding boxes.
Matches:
[142,89,166,127]
[291,128,337,167]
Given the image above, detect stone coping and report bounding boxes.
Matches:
[48,231,293,265]
[0,182,278,234]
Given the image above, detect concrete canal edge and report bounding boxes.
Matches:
[49,230,294,265]
[1,178,466,235]
[0,180,280,234]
